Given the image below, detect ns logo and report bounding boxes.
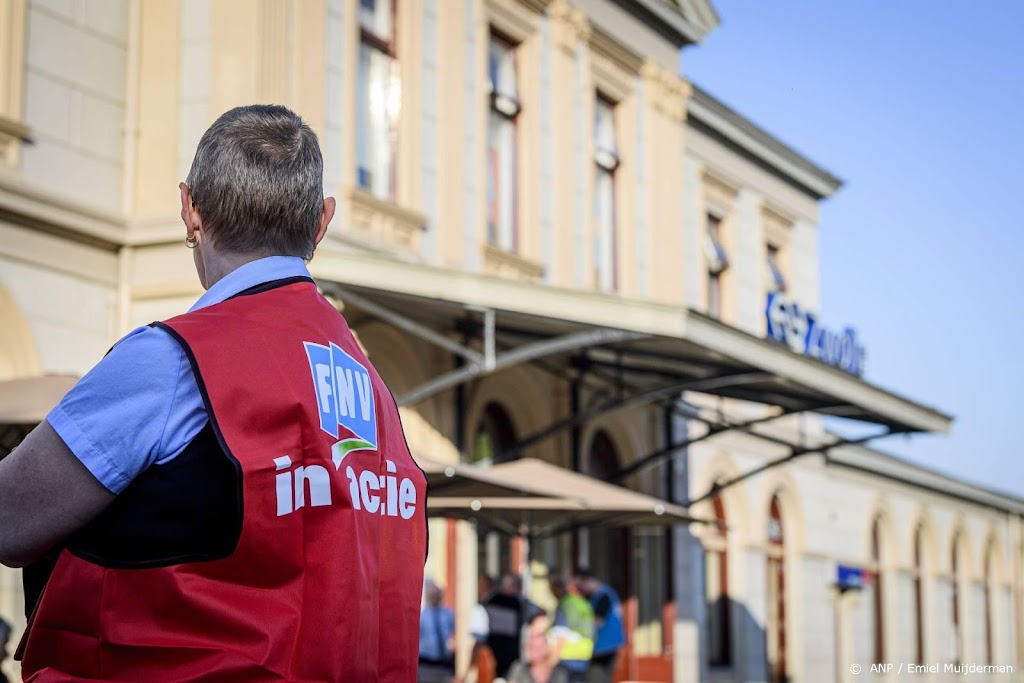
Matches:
[271,341,418,519]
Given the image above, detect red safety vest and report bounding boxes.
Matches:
[19,278,428,682]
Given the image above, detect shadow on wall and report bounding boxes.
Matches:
[696,596,779,683]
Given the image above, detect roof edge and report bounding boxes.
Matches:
[687,83,844,199]
[828,442,1024,516]
[615,0,719,46]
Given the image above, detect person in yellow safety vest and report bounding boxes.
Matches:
[547,573,595,683]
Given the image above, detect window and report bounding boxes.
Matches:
[593,96,619,291]
[585,432,629,601]
[487,33,520,251]
[951,533,963,665]
[472,402,518,576]
[910,525,925,664]
[868,518,885,663]
[705,214,728,319]
[471,402,517,466]
[766,496,786,683]
[705,495,730,667]
[356,0,400,199]
[984,541,995,664]
[766,244,787,293]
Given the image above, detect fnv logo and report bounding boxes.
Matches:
[274,340,418,519]
[303,341,378,467]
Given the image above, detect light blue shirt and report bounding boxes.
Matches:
[47,256,312,494]
[419,605,455,662]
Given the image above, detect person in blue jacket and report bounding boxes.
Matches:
[575,570,626,683]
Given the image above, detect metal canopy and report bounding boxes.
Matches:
[317,279,951,436]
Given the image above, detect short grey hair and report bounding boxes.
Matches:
[186,105,324,258]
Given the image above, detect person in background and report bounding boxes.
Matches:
[574,571,625,683]
[0,617,11,683]
[474,573,533,680]
[547,573,594,683]
[420,580,457,682]
[505,613,569,683]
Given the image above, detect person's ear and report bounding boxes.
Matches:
[179,182,202,239]
[314,196,336,247]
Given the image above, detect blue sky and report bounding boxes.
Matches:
[682,1,1023,494]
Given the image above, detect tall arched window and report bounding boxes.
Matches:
[472,402,518,575]
[910,524,925,664]
[868,518,885,663]
[471,402,517,465]
[951,532,963,666]
[705,495,730,667]
[584,431,629,600]
[766,496,786,683]
[984,540,995,664]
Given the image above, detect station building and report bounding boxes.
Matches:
[0,1,1019,681]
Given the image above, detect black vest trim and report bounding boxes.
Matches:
[228,275,315,299]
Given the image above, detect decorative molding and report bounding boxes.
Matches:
[640,59,690,122]
[515,0,553,13]
[762,205,792,248]
[0,115,30,168]
[487,0,542,43]
[588,27,642,75]
[0,116,29,142]
[548,0,589,54]
[0,169,126,248]
[701,171,737,217]
[346,187,427,256]
[482,243,545,282]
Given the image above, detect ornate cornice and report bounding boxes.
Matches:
[588,27,642,75]
[640,59,691,122]
[548,0,590,54]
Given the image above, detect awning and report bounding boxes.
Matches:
[426,458,700,537]
[310,250,951,435]
[0,374,78,424]
[418,456,565,499]
[309,249,951,497]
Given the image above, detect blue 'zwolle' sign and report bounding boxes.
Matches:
[765,292,866,376]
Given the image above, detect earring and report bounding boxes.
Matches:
[185,234,199,249]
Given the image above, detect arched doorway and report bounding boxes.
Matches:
[910,523,926,664]
[950,532,964,666]
[471,402,519,577]
[705,495,731,668]
[766,495,786,683]
[582,431,629,599]
[868,517,885,663]
[471,402,518,466]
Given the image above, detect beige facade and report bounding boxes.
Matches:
[0,1,1020,682]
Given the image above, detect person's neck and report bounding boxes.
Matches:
[202,250,273,289]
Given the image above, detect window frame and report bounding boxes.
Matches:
[704,495,731,668]
[766,243,787,293]
[951,533,963,666]
[355,0,400,199]
[766,496,786,683]
[705,213,729,319]
[911,525,925,665]
[869,518,885,664]
[486,30,521,252]
[593,93,620,292]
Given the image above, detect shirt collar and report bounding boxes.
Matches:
[189,256,312,312]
